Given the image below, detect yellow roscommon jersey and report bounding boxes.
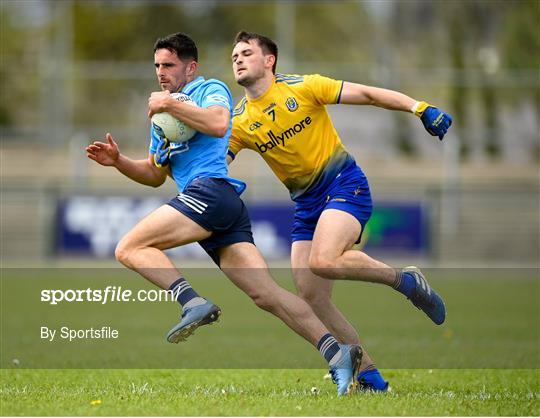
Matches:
[229,73,355,200]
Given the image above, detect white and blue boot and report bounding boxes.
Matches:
[166,300,221,343]
[329,344,363,396]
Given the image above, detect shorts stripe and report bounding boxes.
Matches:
[166,177,254,266]
[177,196,205,214]
[178,197,206,212]
[178,193,208,208]
[177,194,208,212]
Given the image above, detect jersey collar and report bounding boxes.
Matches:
[181,76,205,95]
[246,76,276,103]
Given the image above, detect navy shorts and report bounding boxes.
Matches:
[167,177,254,265]
[291,163,373,244]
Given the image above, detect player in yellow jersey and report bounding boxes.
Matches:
[228,31,452,392]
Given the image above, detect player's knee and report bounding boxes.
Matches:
[308,253,336,277]
[115,239,134,268]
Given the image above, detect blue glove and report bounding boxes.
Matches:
[153,137,170,168]
[414,101,453,140]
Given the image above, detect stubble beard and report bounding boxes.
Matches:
[236,67,266,88]
[236,74,256,88]
[159,78,184,93]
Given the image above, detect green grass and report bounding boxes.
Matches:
[1,268,538,369]
[1,369,538,416]
[1,267,539,415]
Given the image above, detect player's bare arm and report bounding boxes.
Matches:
[148,90,230,138]
[339,82,452,140]
[339,82,416,111]
[86,133,167,187]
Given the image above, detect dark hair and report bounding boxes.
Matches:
[234,31,278,74]
[154,32,198,62]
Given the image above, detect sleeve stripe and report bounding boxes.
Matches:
[275,74,304,84]
[336,81,344,103]
[276,73,303,80]
[276,79,303,85]
[227,149,236,160]
[233,97,247,117]
[206,94,229,105]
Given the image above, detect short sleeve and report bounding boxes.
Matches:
[228,128,245,160]
[148,125,160,154]
[201,81,233,111]
[303,74,344,105]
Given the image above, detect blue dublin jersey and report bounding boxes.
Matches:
[149,76,246,194]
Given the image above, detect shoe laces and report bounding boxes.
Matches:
[410,281,434,308]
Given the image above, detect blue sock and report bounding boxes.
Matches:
[393,270,416,299]
[358,368,388,391]
[168,277,200,308]
[317,333,341,365]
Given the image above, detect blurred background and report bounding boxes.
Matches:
[1,0,539,266]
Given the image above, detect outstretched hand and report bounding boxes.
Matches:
[420,106,453,140]
[86,133,120,166]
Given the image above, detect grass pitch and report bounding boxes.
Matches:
[1,369,538,416]
[1,267,539,415]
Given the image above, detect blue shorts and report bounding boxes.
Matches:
[291,163,373,244]
[167,177,254,265]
